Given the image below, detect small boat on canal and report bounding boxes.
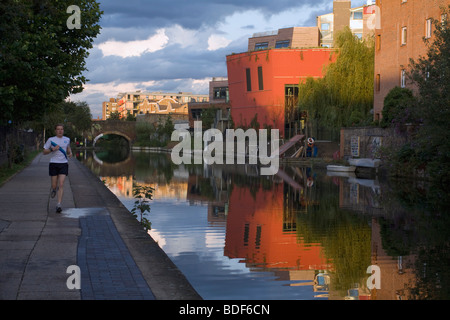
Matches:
[326,165,356,172]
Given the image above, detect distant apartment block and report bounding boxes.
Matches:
[373,0,449,121]
[102,91,209,120]
[102,98,119,120]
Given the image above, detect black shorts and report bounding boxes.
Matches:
[49,163,69,176]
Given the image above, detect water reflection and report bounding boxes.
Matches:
[76,149,450,300]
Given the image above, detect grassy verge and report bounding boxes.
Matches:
[0,149,41,187]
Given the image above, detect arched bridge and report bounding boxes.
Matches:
[91,120,137,147]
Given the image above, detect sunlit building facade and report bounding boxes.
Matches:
[373,0,449,120]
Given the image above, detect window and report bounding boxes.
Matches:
[400,69,406,88]
[285,85,299,98]
[425,19,432,38]
[352,11,363,20]
[401,27,407,45]
[355,33,363,39]
[376,34,381,50]
[275,40,290,48]
[213,87,228,100]
[191,109,202,120]
[246,68,252,92]
[321,23,330,30]
[375,74,380,92]
[255,42,268,50]
[258,66,264,90]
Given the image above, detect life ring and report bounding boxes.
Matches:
[307,137,315,147]
[307,177,314,187]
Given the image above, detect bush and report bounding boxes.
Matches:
[381,87,417,128]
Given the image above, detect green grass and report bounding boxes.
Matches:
[0,149,40,187]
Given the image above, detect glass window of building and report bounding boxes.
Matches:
[275,40,290,48]
[255,42,269,50]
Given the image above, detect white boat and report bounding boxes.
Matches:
[327,165,356,172]
[348,158,381,168]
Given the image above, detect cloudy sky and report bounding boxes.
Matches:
[69,0,368,118]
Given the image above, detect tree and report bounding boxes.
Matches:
[125,112,136,121]
[405,6,450,182]
[298,27,374,130]
[108,111,122,121]
[0,0,102,125]
[381,86,417,128]
[34,100,92,139]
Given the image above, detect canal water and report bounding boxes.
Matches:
[77,149,450,300]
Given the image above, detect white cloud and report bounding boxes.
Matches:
[98,29,169,58]
[165,24,200,48]
[207,34,232,51]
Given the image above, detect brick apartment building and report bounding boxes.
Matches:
[102,91,208,120]
[373,0,449,121]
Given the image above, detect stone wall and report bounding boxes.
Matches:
[340,126,411,160]
[136,113,188,126]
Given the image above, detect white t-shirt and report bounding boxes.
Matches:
[44,136,71,163]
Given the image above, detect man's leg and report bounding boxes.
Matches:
[51,175,58,191]
[49,163,58,198]
[56,174,66,206]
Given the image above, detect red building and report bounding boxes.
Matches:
[226,48,336,139]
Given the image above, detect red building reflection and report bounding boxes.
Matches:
[224,182,330,272]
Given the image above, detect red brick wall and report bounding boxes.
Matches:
[373,0,449,120]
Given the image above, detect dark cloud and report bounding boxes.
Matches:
[98,0,328,30]
[86,36,246,84]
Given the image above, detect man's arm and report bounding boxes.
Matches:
[43,144,58,155]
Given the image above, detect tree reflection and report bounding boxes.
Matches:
[381,180,450,300]
[295,175,372,296]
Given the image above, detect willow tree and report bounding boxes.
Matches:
[298,27,375,131]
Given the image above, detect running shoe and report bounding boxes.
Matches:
[56,204,62,213]
[51,188,57,198]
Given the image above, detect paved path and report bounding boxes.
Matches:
[0,152,201,300]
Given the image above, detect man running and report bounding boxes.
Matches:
[43,124,72,213]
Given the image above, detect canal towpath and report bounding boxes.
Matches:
[0,152,201,300]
